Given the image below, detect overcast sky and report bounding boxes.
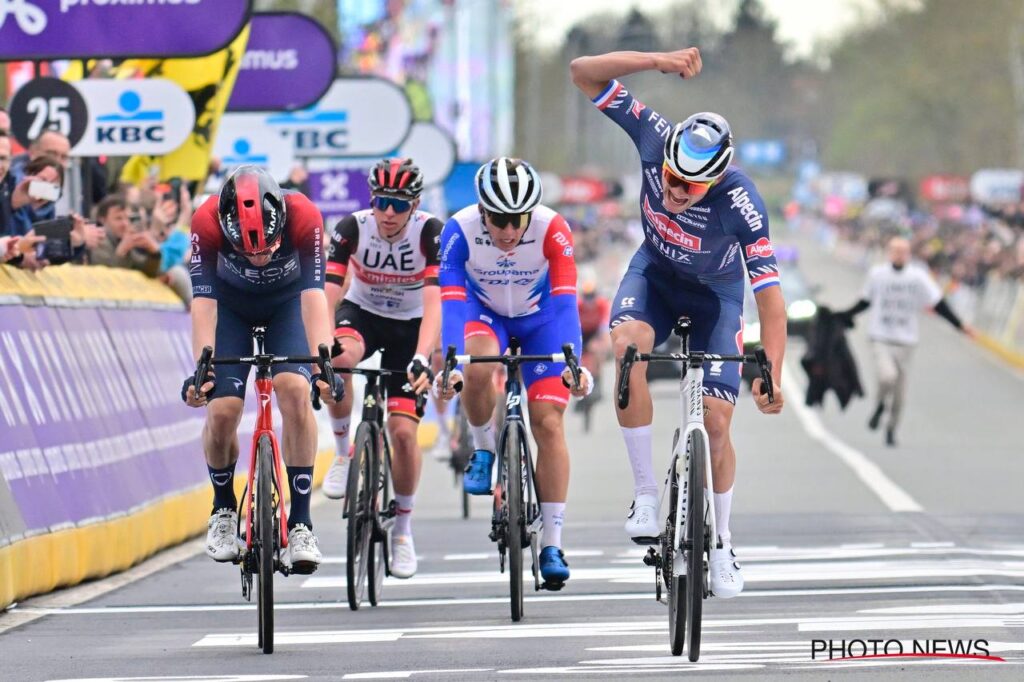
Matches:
[521,0,893,57]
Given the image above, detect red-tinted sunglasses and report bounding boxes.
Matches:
[662,163,713,196]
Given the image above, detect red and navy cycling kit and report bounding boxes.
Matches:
[439,204,582,406]
[592,79,781,403]
[326,209,442,420]
[579,296,611,346]
[189,192,324,398]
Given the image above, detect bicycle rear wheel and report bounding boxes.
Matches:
[256,434,275,654]
[665,449,685,656]
[685,429,707,662]
[503,424,525,622]
[368,437,389,606]
[346,423,375,610]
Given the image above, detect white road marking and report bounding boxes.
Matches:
[343,670,491,680]
[496,664,764,674]
[783,363,923,512]
[46,677,307,682]
[441,549,603,561]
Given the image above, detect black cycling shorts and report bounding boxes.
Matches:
[335,300,421,420]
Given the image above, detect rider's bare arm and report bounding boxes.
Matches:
[570,48,703,99]
[190,297,217,361]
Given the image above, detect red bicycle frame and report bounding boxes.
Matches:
[243,373,289,553]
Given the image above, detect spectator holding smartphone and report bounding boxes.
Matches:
[87,194,162,277]
[1,131,14,236]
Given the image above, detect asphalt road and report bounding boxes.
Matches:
[1,228,1022,681]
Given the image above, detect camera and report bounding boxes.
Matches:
[32,217,74,265]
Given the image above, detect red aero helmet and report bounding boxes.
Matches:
[218,166,287,255]
[367,158,424,199]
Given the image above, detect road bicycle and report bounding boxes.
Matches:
[616,316,773,660]
[192,327,335,655]
[441,341,582,622]
[338,363,427,610]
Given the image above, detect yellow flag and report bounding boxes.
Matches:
[118,25,250,184]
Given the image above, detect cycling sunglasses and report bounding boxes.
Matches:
[371,195,413,213]
[662,163,714,196]
[485,210,532,230]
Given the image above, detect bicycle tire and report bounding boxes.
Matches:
[345,423,374,610]
[685,429,707,662]
[368,435,389,606]
[666,451,685,656]
[256,434,275,654]
[505,424,525,622]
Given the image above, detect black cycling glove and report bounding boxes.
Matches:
[181,369,216,403]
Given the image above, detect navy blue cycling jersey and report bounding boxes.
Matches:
[592,79,780,301]
[189,192,325,303]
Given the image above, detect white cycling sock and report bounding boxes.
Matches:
[714,486,733,546]
[621,425,657,497]
[469,422,496,452]
[331,415,351,460]
[394,493,415,536]
[540,502,565,548]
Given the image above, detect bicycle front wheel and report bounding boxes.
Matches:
[368,436,389,607]
[684,429,707,662]
[665,448,684,656]
[256,434,275,654]
[346,423,375,610]
[503,424,526,622]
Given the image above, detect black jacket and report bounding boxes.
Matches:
[801,306,864,409]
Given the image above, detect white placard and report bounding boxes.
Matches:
[213,121,297,181]
[73,79,194,156]
[395,122,457,187]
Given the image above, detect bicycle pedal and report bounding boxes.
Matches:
[631,536,659,546]
[541,579,565,592]
[289,561,319,575]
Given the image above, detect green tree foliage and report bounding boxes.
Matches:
[822,0,1021,176]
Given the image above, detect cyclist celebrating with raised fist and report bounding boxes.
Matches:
[184,166,341,574]
[320,158,442,580]
[434,157,591,589]
[571,48,787,598]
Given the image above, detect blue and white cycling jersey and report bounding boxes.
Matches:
[592,79,780,302]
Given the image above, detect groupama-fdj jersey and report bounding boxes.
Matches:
[438,204,583,405]
[325,209,443,320]
[593,79,782,403]
[592,79,780,303]
[188,192,325,399]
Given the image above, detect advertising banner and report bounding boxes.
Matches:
[0,0,251,60]
[213,127,296,181]
[970,169,1023,206]
[395,122,456,187]
[73,79,195,157]
[227,12,337,113]
[308,169,372,228]
[222,78,413,159]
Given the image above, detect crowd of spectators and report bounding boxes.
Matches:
[1,108,193,306]
[798,196,1024,291]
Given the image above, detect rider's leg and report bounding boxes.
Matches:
[329,329,368,460]
[204,397,244,510]
[387,414,421,536]
[462,332,501,448]
[274,371,318,529]
[612,320,658,495]
[703,397,737,543]
[528,395,570,549]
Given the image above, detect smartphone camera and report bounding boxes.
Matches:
[32,217,75,265]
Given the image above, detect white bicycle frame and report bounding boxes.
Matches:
[670,361,717,577]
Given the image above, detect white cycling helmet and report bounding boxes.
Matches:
[475,157,543,214]
[664,112,734,182]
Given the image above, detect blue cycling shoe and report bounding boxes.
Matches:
[463,449,495,495]
[539,546,570,588]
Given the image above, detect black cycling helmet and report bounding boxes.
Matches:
[367,158,424,199]
[218,166,287,254]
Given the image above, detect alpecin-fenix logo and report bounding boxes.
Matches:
[0,0,47,35]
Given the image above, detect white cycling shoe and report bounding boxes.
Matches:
[709,545,744,598]
[206,509,241,562]
[390,534,418,579]
[624,494,660,543]
[321,456,350,499]
[287,524,322,574]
